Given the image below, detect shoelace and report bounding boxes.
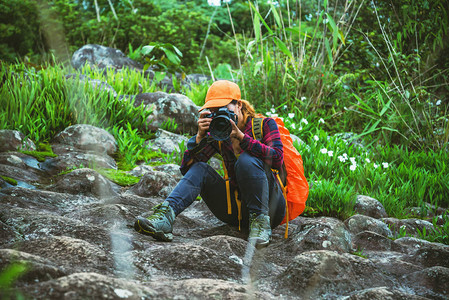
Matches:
[250,215,263,235]
[147,204,169,221]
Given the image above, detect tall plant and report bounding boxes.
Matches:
[232,0,364,111]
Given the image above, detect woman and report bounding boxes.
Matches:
[134,80,286,248]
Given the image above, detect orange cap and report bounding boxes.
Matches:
[199,80,241,111]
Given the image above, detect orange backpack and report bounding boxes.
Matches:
[252,114,309,237]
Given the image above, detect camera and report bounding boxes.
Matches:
[205,107,238,141]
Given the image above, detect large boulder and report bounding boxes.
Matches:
[125,170,178,198]
[46,168,119,198]
[53,124,117,155]
[0,130,36,152]
[134,92,199,135]
[71,44,143,71]
[354,195,388,219]
[147,128,189,154]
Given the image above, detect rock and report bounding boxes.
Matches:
[282,217,353,253]
[21,272,157,299]
[40,146,117,175]
[345,214,392,237]
[125,170,177,198]
[134,92,199,135]
[0,220,24,247]
[151,278,274,299]
[53,124,117,155]
[277,250,391,298]
[404,266,449,297]
[344,286,430,299]
[0,187,100,214]
[0,129,36,152]
[65,74,117,97]
[0,206,113,250]
[153,164,182,181]
[135,243,243,281]
[405,240,449,268]
[127,164,154,177]
[352,231,397,251]
[147,128,189,154]
[71,44,143,71]
[0,249,68,286]
[354,195,388,218]
[46,168,119,198]
[382,217,435,237]
[12,236,113,274]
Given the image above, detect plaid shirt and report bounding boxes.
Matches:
[180,117,284,189]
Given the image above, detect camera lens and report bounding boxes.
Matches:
[209,115,232,141]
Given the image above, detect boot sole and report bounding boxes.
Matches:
[134,218,173,242]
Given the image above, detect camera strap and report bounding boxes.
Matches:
[218,141,242,230]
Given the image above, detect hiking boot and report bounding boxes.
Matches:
[248,213,272,249]
[134,201,175,242]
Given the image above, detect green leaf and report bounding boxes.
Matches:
[324,38,333,65]
[274,37,293,59]
[271,4,282,29]
[141,45,155,56]
[248,1,273,35]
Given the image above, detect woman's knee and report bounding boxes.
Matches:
[235,152,264,178]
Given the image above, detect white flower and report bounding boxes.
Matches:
[350,157,356,164]
[284,104,288,109]
[319,118,325,124]
[323,18,329,24]
[436,100,442,106]
[298,126,303,131]
[300,118,309,125]
[320,148,328,154]
[271,108,275,113]
[328,150,334,157]
[373,163,379,169]
[343,153,348,159]
[365,158,371,163]
[338,155,346,162]
[350,164,357,171]
[271,113,278,117]
[382,162,389,168]
[291,123,296,129]
[266,111,271,116]
[314,135,319,141]
[301,96,307,101]
[288,113,295,118]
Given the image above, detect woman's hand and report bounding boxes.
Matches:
[229,119,244,141]
[196,110,212,144]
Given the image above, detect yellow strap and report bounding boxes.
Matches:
[251,118,256,138]
[273,169,289,239]
[235,190,241,231]
[219,141,232,215]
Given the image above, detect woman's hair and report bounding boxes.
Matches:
[232,99,255,123]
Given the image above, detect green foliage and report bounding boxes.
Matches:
[97,169,140,187]
[142,42,184,75]
[0,261,27,299]
[0,175,17,186]
[20,143,57,162]
[160,118,179,133]
[416,213,449,245]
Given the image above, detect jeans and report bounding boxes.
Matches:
[166,152,286,228]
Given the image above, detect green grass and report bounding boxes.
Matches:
[1,175,18,186]
[97,169,140,187]
[20,143,57,162]
[1,61,448,245]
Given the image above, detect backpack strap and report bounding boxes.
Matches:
[251,117,264,141]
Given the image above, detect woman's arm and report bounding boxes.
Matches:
[239,118,284,170]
